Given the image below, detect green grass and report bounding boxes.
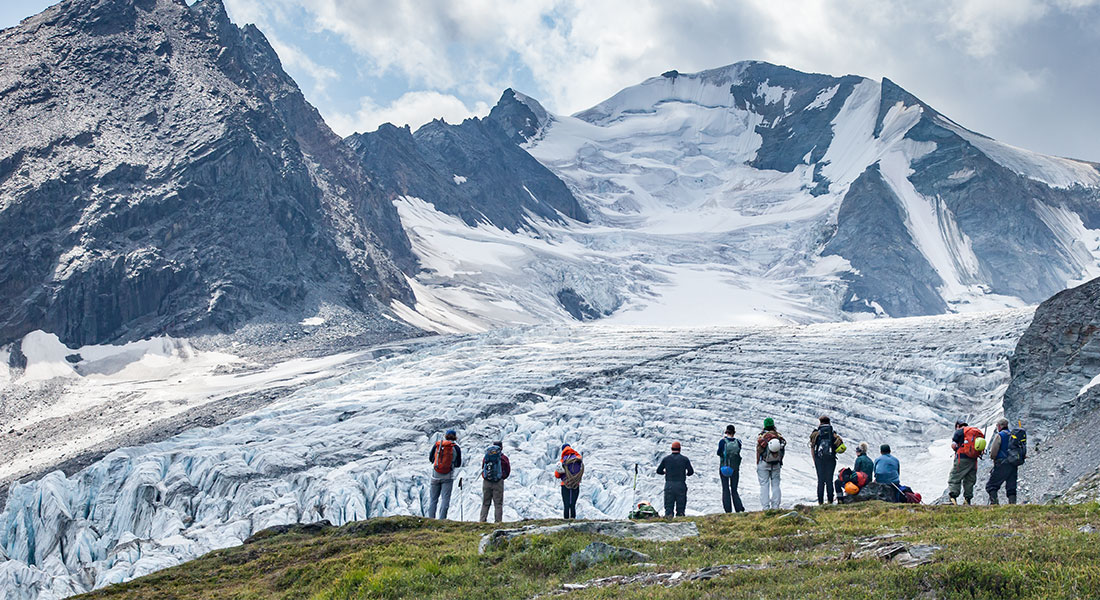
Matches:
[78,502,1100,600]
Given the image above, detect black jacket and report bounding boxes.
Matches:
[657,453,694,483]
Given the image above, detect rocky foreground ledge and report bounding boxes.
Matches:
[70,503,1100,600]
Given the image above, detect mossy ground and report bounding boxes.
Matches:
[79,502,1100,600]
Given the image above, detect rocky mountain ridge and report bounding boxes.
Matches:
[0,0,416,349]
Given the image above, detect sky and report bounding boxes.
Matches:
[3,0,1099,161]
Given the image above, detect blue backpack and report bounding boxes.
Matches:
[483,445,503,481]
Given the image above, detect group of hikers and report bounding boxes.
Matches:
[424,415,1027,521]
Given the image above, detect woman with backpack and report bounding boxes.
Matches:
[717,424,743,510]
[428,430,462,519]
[554,444,584,519]
[480,440,510,523]
[717,425,745,513]
[948,418,985,505]
[756,418,786,510]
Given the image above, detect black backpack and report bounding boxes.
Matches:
[1003,428,1027,466]
[814,425,835,460]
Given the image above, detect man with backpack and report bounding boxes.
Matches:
[717,425,745,513]
[480,440,510,522]
[986,419,1026,505]
[554,444,584,519]
[657,441,695,517]
[948,418,984,505]
[428,430,462,519]
[809,416,845,505]
[756,418,786,510]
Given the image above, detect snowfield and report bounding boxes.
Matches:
[1,309,1031,598]
[391,66,1099,333]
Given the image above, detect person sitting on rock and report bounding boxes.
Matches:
[874,444,900,485]
[854,442,874,481]
[657,441,694,517]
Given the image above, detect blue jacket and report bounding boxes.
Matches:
[874,454,900,485]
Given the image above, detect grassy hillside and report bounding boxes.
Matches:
[79,503,1100,600]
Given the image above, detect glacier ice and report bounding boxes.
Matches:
[0,309,1031,598]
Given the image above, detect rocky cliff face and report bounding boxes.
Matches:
[1002,277,1100,501]
[0,0,415,348]
[347,89,587,233]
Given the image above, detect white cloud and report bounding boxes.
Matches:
[326,91,491,136]
[222,0,1100,159]
[266,37,339,96]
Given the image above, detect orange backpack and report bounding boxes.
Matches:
[959,427,985,459]
[434,440,456,474]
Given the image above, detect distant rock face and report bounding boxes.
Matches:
[1002,277,1100,501]
[0,0,415,347]
[347,90,586,233]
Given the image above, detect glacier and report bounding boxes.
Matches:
[0,309,1031,598]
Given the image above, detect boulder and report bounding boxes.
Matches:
[478,520,699,554]
[569,542,648,568]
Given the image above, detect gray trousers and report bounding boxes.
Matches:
[480,479,504,522]
[757,461,782,509]
[428,478,454,519]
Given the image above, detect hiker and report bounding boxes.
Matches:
[717,425,745,513]
[874,443,900,488]
[854,442,874,481]
[480,440,510,522]
[756,418,786,510]
[554,444,584,519]
[809,415,845,504]
[657,441,695,517]
[428,430,462,519]
[948,418,985,505]
[986,418,1024,505]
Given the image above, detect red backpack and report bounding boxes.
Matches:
[959,427,985,459]
[434,440,456,474]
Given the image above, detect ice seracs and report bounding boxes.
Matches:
[0,309,1031,599]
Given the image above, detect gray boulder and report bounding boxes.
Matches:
[569,542,649,569]
[478,520,699,554]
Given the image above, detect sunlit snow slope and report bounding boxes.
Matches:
[394,63,1100,333]
[1,309,1030,598]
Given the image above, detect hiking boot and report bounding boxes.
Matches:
[964,498,972,505]
[1007,495,1017,505]
[989,495,999,506]
[948,497,958,505]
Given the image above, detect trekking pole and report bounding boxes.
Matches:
[632,463,639,508]
[459,477,464,521]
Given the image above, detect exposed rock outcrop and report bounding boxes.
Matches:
[0,0,415,347]
[1002,277,1100,501]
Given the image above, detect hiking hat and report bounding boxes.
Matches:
[671,441,681,452]
[445,429,456,436]
[725,424,736,435]
[880,444,891,454]
[955,417,968,427]
[763,417,775,428]
[444,430,457,440]
[562,443,571,451]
